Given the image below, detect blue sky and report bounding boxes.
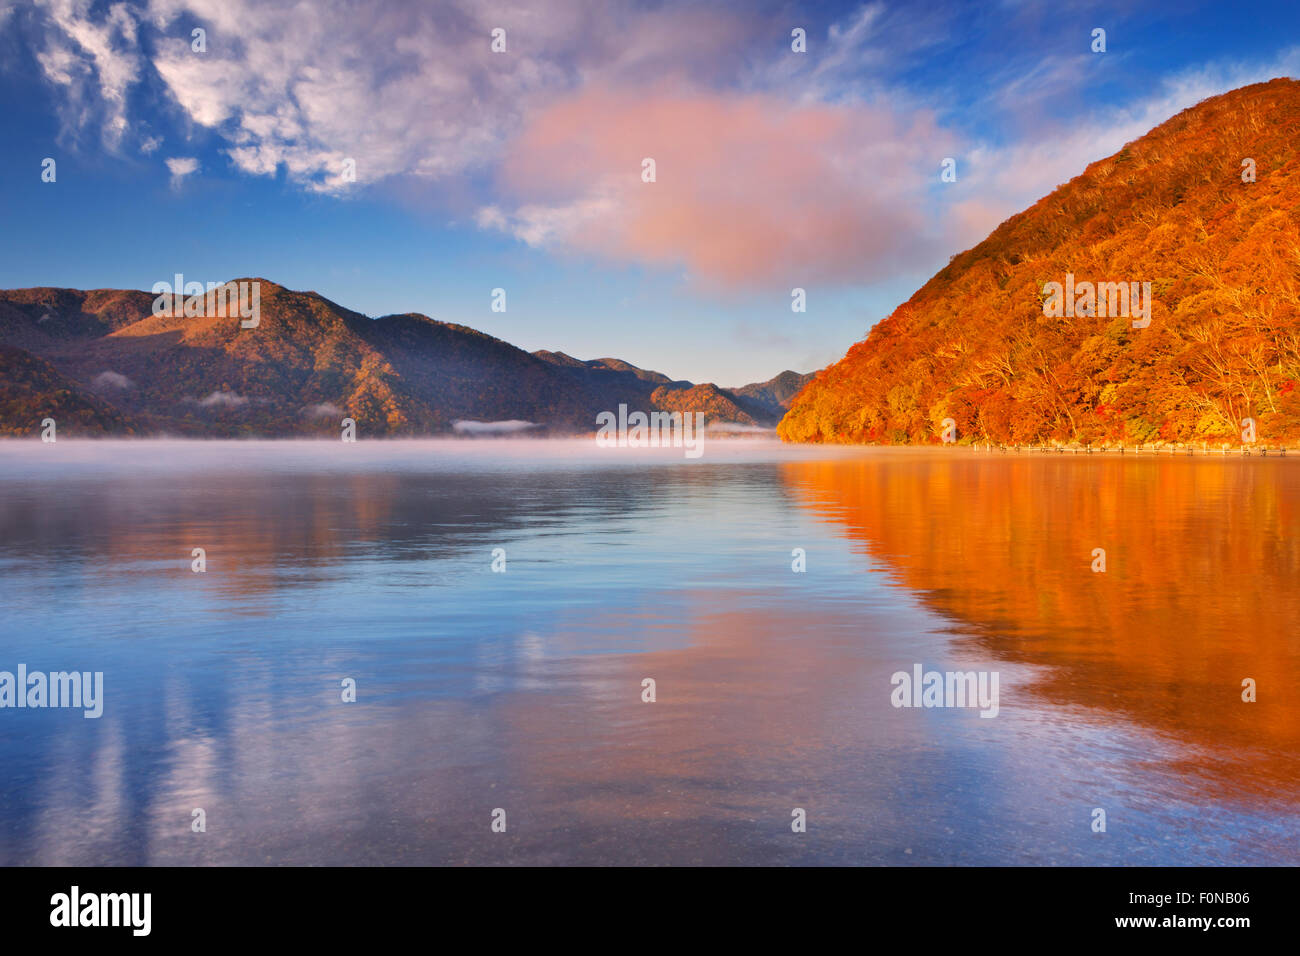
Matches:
[1,0,1298,385]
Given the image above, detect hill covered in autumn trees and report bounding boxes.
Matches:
[779,79,1300,446]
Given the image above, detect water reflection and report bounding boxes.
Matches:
[780,453,1300,801]
[0,441,1296,864]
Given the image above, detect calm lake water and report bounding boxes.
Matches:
[0,439,1297,865]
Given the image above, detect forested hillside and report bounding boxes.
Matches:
[780,79,1300,445]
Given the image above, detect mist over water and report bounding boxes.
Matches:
[0,439,1296,865]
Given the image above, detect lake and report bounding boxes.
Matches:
[0,439,1296,865]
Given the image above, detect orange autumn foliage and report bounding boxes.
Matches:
[780,79,1300,446]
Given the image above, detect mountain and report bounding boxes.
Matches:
[531,350,769,425]
[0,281,802,436]
[726,370,815,421]
[533,351,682,387]
[0,345,139,435]
[650,383,760,425]
[780,79,1300,445]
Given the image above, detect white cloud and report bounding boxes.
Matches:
[140,0,587,191]
[302,402,343,420]
[21,0,1300,285]
[485,194,621,250]
[165,155,198,182]
[192,390,247,408]
[32,0,142,147]
[24,0,758,193]
[91,370,132,389]
[452,419,540,435]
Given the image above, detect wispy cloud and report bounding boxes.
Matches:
[190,390,248,408]
[302,402,343,421]
[91,370,132,390]
[17,0,1300,290]
[31,0,142,147]
[943,46,1300,248]
[164,154,198,185]
[452,419,540,435]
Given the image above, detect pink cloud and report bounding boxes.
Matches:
[947,198,1014,250]
[485,88,957,288]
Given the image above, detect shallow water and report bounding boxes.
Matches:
[0,439,1296,865]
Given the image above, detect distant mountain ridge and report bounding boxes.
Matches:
[0,281,809,436]
[727,370,816,421]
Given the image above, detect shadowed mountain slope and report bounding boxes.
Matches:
[0,281,803,436]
